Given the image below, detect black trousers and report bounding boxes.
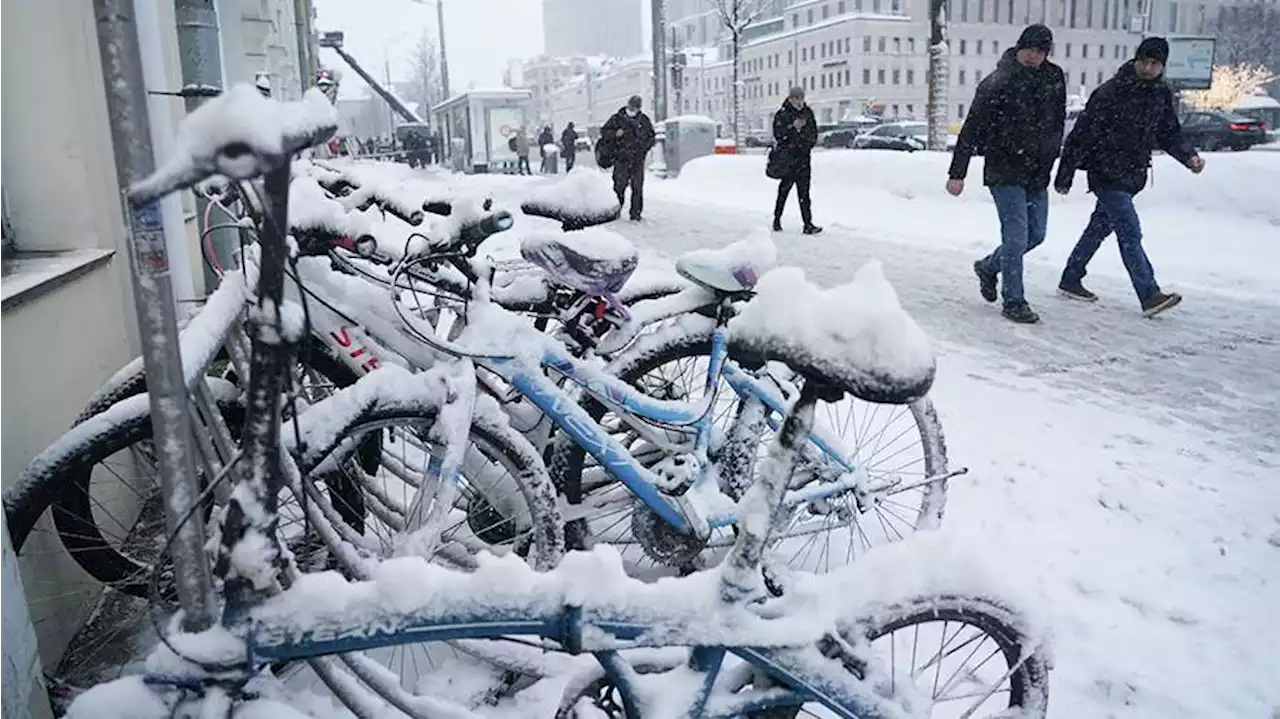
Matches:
[774,164,813,225]
[613,160,645,218]
[517,156,531,174]
[564,153,576,171]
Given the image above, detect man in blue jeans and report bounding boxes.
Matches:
[948,24,1066,324]
[1054,37,1204,318]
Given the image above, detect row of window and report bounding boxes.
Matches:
[955,38,1133,60]
[952,0,1211,34]
[743,65,923,100]
[741,34,921,76]
[790,0,905,29]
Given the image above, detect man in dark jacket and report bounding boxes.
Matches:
[948,24,1066,324]
[600,95,656,220]
[561,122,579,171]
[771,86,822,234]
[1055,37,1203,318]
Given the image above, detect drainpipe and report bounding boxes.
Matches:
[174,0,230,291]
[294,0,313,92]
[134,1,194,302]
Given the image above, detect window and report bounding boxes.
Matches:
[893,68,901,83]
[1097,70,1104,84]
[877,68,886,83]
[878,36,886,52]
[863,68,872,84]
[792,12,799,26]
[1009,0,1016,22]
[823,4,830,19]
[808,8,814,23]
[845,68,851,84]
[907,68,915,84]
[821,74,827,89]
[873,0,881,11]
[856,0,863,9]
[977,39,984,55]
[1069,0,1077,25]
[959,102,966,117]
[959,69,967,84]
[992,40,999,53]
[1103,0,1110,26]
[802,47,808,61]
[959,39,967,55]
[906,104,914,114]
[1114,44,1120,59]
[1083,44,1089,58]
[820,44,826,59]
[978,0,985,21]
[975,69,983,81]
[839,0,846,11]
[961,0,969,21]
[1065,42,1071,58]
[1168,1,1178,31]
[1080,71,1086,86]
[994,0,1000,22]
[788,49,794,64]
[892,104,900,116]
[1086,0,1094,26]
[894,37,901,53]
[864,36,872,52]
[909,38,916,52]
[844,38,851,53]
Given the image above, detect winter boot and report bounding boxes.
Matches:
[1141,292,1182,317]
[1058,282,1098,302]
[1001,301,1041,324]
[802,224,823,235]
[772,217,782,232]
[974,261,998,303]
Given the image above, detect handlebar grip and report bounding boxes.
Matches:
[369,192,425,226]
[458,211,514,246]
[422,201,452,216]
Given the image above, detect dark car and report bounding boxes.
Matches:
[743,133,774,148]
[1179,110,1268,151]
[819,129,858,148]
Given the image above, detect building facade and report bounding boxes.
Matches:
[543,0,644,58]
[508,54,600,127]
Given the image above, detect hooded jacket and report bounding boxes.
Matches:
[1055,60,1196,195]
[771,99,818,176]
[949,48,1066,189]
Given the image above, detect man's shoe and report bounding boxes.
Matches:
[772,218,782,232]
[1141,292,1182,317]
[974,261,998,303]
[1058,282,1098,302]
[1002,302,1041,324]
[802,224,823,235]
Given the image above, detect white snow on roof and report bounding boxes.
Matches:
[1235,94,1280,110]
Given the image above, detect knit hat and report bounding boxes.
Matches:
[627,95,643,109]
[1016,24,1054,53]
[1135,37,1170,64]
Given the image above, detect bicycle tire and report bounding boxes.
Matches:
[547,315,948,560]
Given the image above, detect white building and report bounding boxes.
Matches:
[664,0,1239,129]
[508,54,603,127]
[1,2,315,716]
[548,54,658,131]
[543,0,644,58]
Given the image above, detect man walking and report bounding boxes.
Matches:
[561,122,579,171]
[771,86,822,234]
[515,127,532,175]
[948,24,1066,324]
[601,95,655,220]
[1055,37,1203,318]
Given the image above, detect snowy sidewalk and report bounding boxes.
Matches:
[608,186,1280,718]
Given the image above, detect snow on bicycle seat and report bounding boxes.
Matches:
[675,233,777,293]
[521,170,622,230]
[520,228,639,296]
[728,261,935,405]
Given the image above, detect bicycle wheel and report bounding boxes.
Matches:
[548,315,948,575]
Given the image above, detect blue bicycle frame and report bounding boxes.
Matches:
[475,317,863,539]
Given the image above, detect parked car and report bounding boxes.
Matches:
[743,133,774,148]
[575,135,592,152]
[819,129,858,148]
[1179,110,1269,151]
[853,122,956,151]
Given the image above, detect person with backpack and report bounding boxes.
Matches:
[948,24,1066,324]
[561,122,579,171]
[1054,37,1203,318]
[600,96,655,221]
[770,86,822,235]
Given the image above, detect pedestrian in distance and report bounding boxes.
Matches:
[1054,37,1203,318]
[515,127,532,175]
[948,23,1066,324]
[538,125,556,173]
[601,95,656,221]
[769,86,822,235]
[561,122,578,171]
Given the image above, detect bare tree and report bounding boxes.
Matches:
[713,0,772,148]
[1183,64,1277,109]
[926,0,951,150]
[1212,2,1280,71]
[405,28,443,119]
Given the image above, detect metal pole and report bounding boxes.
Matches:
[95,0,217,631]
[437,0,451,99]
[651,0,667,121]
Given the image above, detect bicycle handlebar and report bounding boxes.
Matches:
[129,86,338,206]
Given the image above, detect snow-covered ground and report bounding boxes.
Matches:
[368,151,1279,716]
[618,151,1278,718]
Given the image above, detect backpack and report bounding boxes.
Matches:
[508,136,518,153]
[765,146,788,180]
[595,137,616,170]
